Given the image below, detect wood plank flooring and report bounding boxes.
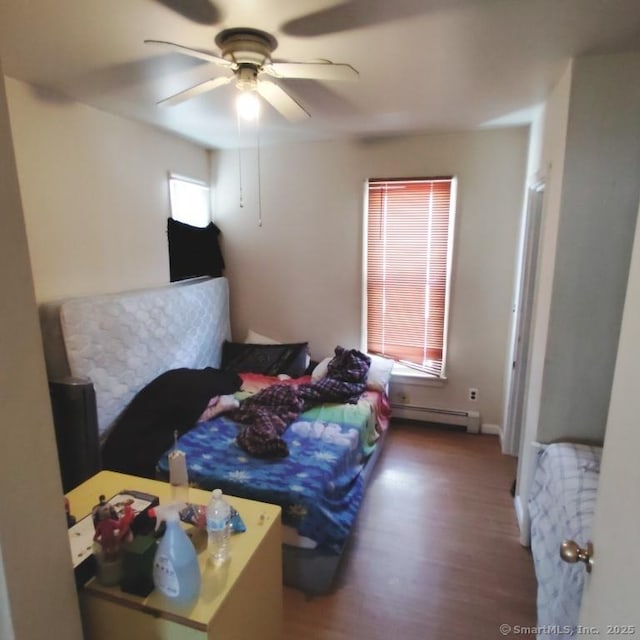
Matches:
[282,421,537,640]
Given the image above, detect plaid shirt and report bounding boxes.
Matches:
[234,347,371,458]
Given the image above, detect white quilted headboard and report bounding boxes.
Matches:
[39,277,231,438]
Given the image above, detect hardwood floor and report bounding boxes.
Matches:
[282,421,538,639]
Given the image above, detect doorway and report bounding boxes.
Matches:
[502,181,545,456]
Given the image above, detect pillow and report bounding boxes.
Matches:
[311,357,332,382]
[245,329,312,369]
[221,341,309,378]
[245,329,280,345]
[367,354,394,391]
[312,353,393,391]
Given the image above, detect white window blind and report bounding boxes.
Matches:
[365,177,456,377]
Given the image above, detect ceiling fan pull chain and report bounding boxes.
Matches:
[256,114,263,228]
[236,112,244,208]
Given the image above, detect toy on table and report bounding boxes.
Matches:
[92,495,141,557]
[93,503,121,561]
[115,498,136,543]
[92,494,118,527]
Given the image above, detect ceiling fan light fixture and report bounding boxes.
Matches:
[146,26,356,121]
[236,65,258,90]
[215,27,277,68]
[236,90,261,121]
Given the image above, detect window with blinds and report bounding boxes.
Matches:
[365,177,456,377]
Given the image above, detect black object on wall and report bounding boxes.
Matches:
[167,218,225,282]
[49,377,101,492]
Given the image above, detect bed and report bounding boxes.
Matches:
[39,276,391,595]
[528,442,602,638]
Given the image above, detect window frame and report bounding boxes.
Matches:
[362,176,457,379]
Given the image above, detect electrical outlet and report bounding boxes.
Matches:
[469,388,479,401]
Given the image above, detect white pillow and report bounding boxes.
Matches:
[245,329,280,345]
[311,357,332,382]
[367,354,394,392]
[311,353,393,391]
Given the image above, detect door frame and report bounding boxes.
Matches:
[502,180,545,456]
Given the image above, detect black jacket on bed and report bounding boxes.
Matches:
[101,367,242,478]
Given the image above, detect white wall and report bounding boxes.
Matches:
[213,128,528,427]
[515,52,640,543]
[5,77,211,302]
[0,65,82,640]
[537,52,640,443]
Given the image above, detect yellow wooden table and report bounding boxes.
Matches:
[66,471,282,640]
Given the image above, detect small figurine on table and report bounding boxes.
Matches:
[117,498,136,544]
[93,504,121,561]
[92,494,118,527]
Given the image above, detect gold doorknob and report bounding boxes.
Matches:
[560,540,594,573]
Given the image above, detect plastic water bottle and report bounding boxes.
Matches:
[206,489,231,564]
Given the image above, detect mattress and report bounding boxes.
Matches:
[40,277,230,438]
[157,373,390,553]
[528,442,602,638]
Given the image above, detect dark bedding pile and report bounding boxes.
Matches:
[101,348,370,474]
[101,367,242,477]
[234,346,371,458]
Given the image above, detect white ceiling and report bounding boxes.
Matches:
[1,0,639,149]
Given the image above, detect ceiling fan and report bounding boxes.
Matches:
[152,0,429,38]
[145,27,359,121]
[152,0,220,25]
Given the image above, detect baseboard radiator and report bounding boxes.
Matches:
[391,403,481,434]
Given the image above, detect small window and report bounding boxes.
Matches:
[169,174,210,228]
[364,177,457,377]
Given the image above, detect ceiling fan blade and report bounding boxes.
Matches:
[264,61,358,82]
[256,80,310,121]
[144,39,232,68]
[152,0,221,25]
[157,75,232,107]
[281,0,430,37]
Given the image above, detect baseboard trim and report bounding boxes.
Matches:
[480,423,501,437]
[391,404,480,434]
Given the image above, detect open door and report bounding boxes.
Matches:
[502,181,544,456]
[577,198,640,631]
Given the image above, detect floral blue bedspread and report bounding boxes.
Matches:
[156,378,388,553]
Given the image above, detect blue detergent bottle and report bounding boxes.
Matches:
[151,504,201,604]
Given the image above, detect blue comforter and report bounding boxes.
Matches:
[157,386,384,553]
